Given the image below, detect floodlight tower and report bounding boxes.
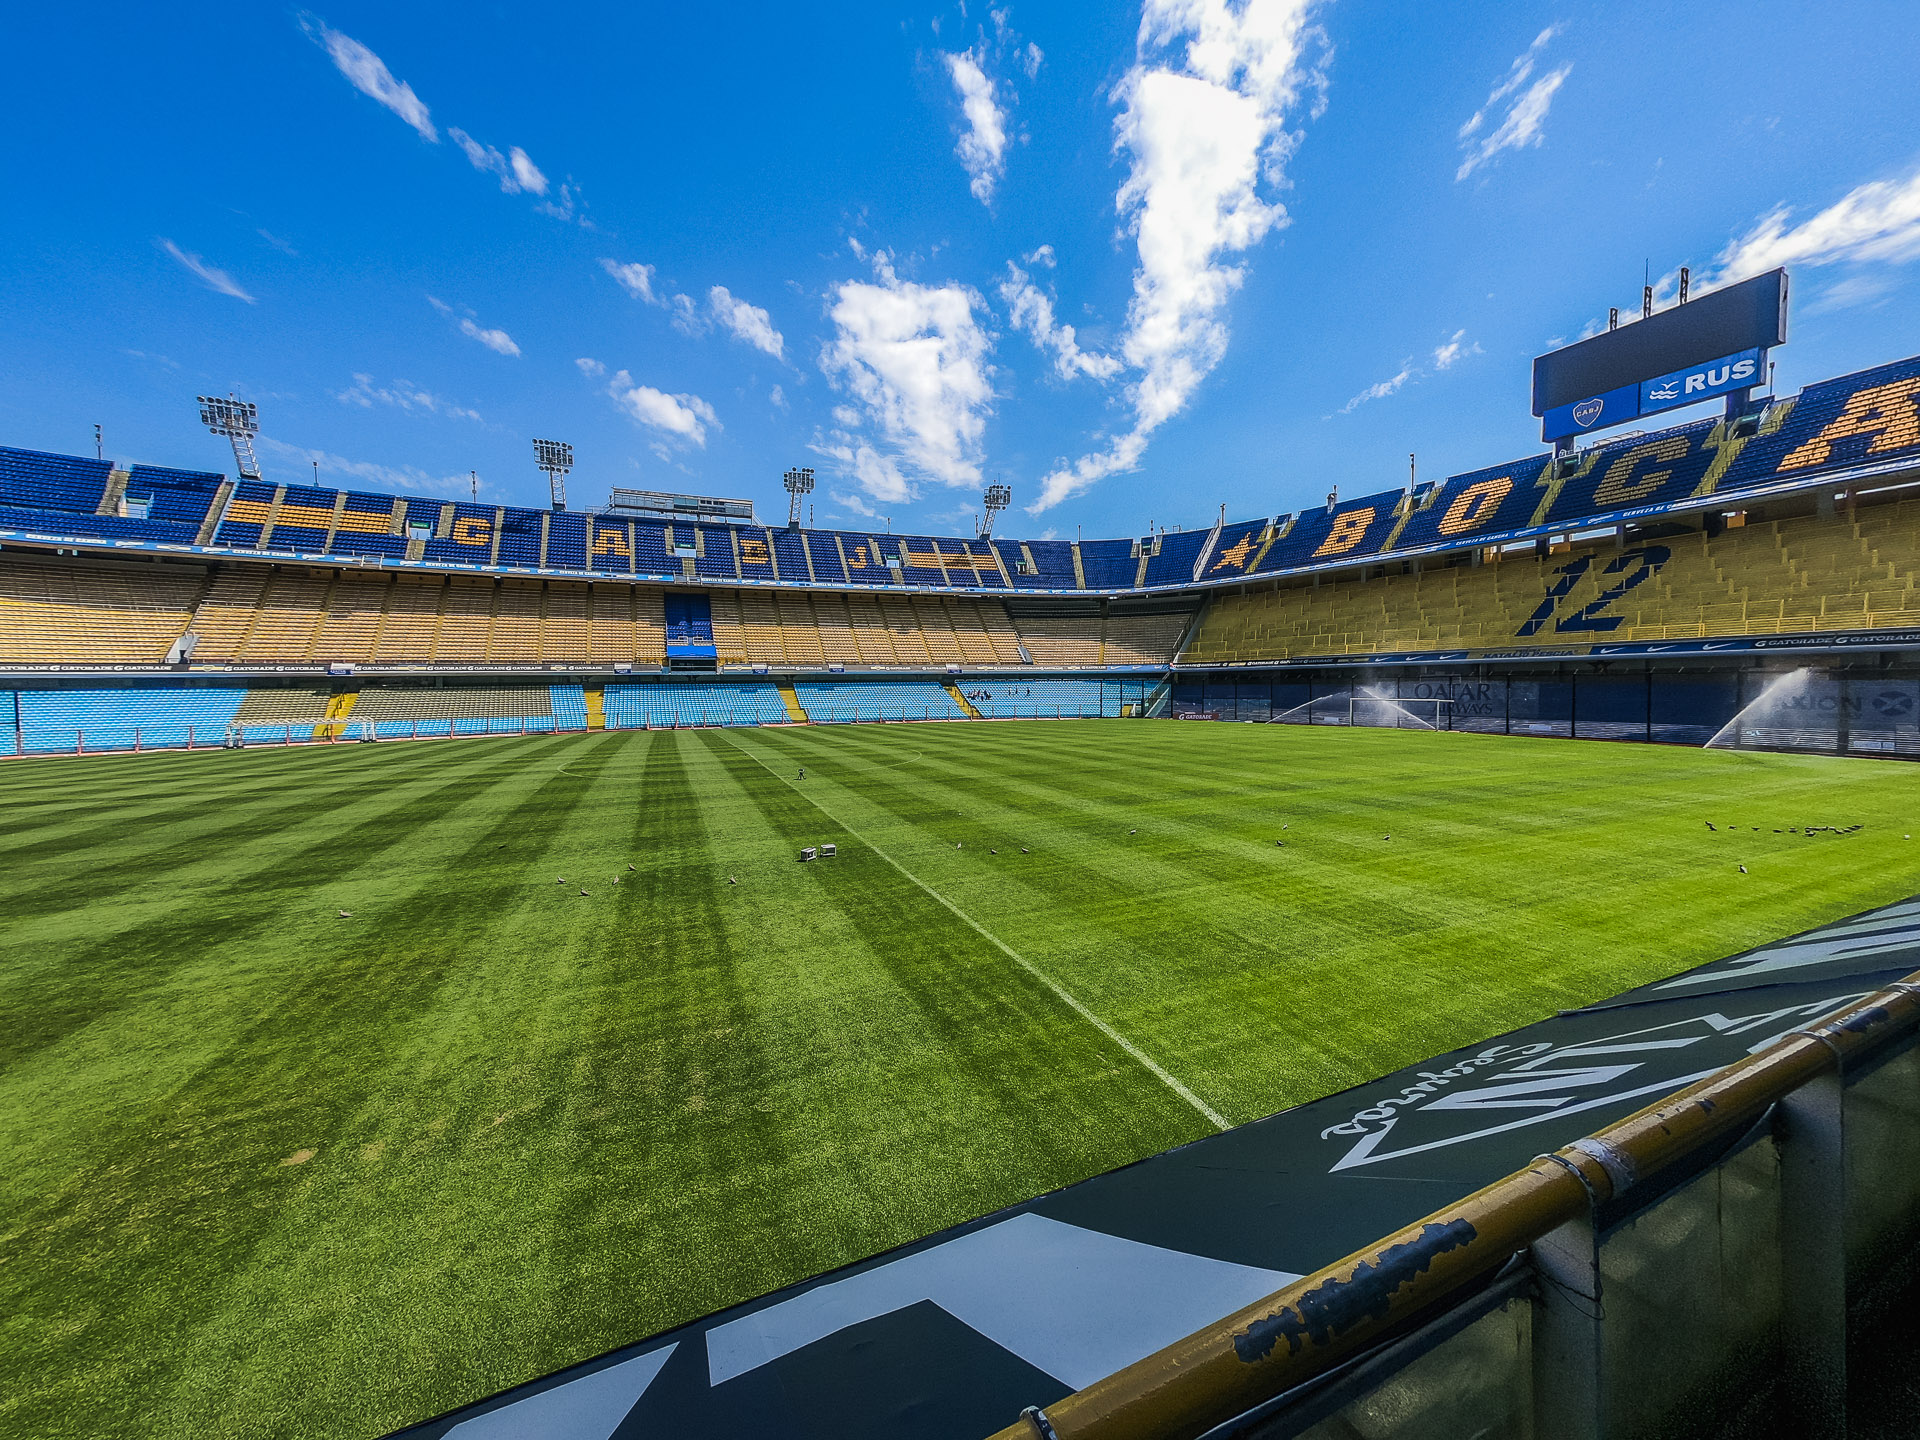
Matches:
[783,466,815,529]
[198,394,262,480]
[533,438,573,510]
[979,482,1011,538]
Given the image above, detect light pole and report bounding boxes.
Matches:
[783,466,815,528]
[533,438,573,510]
[979,482,1011,538]
[197,394,262,480]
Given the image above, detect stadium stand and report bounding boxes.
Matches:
[12,685,246,753]
[7,351,1920,757]
[347,685,559,736]
[966,678,1139,718]
[1184,495,1920,664]
[0,553,203,666]
[793,678,967,722]
[604,680,788,728]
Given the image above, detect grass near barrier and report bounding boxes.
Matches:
[4,720,1919,1438]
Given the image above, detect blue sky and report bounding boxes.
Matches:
[4,1,1919,539]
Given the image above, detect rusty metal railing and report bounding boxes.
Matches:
[991,970,1920,1440]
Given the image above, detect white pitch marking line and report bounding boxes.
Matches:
[722,734,1229,1131]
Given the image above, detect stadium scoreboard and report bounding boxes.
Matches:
[1533,268,1788,444]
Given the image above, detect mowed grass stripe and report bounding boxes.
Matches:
[5,723,1920,1440]
[146,732,671,1438]
[0,738,559,1078]
[740,722,1920,1114]
[0,738,513,911]
[0,737,632,1440]
[722,728,1228,1127]
[0,733,494,853]
[0,737,591,1214]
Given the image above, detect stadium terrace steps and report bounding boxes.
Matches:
[603,681,789,728]
[233,686,335,725]
[1002,599,1199,669]
[315,690,357,740]
[791,677,966,722]
[1181,496,1920,664]
[10,685,246,753]
[775,679,808,722]
[0,553,202,667]
[942,681,983,718]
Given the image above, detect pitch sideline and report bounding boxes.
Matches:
[719,732,1230,1131]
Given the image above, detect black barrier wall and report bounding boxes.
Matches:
[1172,662,1920,756]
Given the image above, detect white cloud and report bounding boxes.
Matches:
[508,147,548,195]
[299,16,436,142]
[606,372,718,447]
[1804,272,1902,315]
[427,295,520,356]
[1707,163,1920,284]
[534,183,584,225]
[1020,41,1044,79]
[1326,327,1475,415]
[601,257,658,304]
[829,487,882,518]
[334,374,483,422]
[261,436,462,492]
[1000,261,1122,380]
[159,240,256,303]
[1336,362,1414,414]
[1456,29,1570,181]
[449,128,550,196]
[257,229,299,256]
[459,318,519,356]
[1031,0,1328,511]
[819,252,995,499]
[668,292,704,336]
[709,286,785,357]
[1431,329,1481,369]
[575,356,606,378]
[943,50,1010,204]
[769,384,787,410]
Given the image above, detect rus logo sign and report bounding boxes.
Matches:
[1645,356,1758,405]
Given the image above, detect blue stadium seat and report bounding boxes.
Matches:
[967,678,1118,719]
[12,686,247,753]
[792,678,966,722]
[604,681,788,727]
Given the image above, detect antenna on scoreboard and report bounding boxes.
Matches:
[533,438,573,510]
[783,466,815,529]
[197,393,262,480]
[1642,260,1653,320]
[1679,266,1690,303]
[979,481,1011,538]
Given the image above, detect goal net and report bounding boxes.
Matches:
[1267,687,1455,730]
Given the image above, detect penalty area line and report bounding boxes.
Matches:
[720,734,1229,1131]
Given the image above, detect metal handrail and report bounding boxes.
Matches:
[989,969,1920,1440]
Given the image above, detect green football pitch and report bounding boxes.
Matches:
[5,719,1919,1439]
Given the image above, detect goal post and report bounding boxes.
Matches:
[1267,689,1456,730]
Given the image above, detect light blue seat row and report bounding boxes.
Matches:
[604,682,788,728]
[967,678,1122,718]
[793,679,965,723]
[8,686,248,754]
